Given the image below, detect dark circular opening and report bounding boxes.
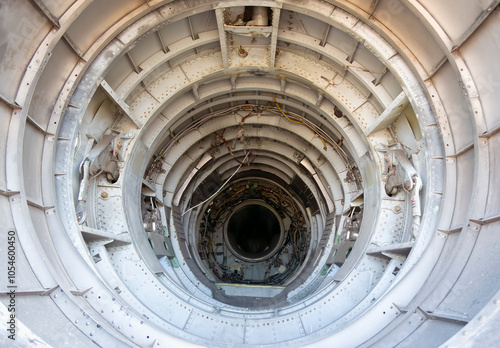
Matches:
[226,204,281,261]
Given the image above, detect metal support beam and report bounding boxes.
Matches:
[192,84,199,100]
[215,8,229,68]
[100,80,143,128]
[156,30,169,53]
[365,91,409,135]
[366,241,414,261]
[340,65,348,78]
[320,23,331,47]
[347,41,360,64]
[29,0,60,26]
[372,67,387,86]
[80,226,131,246]
[63,34,85,59]
[280,77,286,92]
[316,92,324,106]
[126,52,142,74]
[187,16,199,40]
[351,98,370,114]
[437,227,462,235]
[426,55,447,80]
[231,74,237,90]
[27,114,52,135]
[269,8,281,67]
[368,0,380,18]
[0,286,59,296]
[187,16,199,54]
[416,307,470,325]
[0,93,20,109]
[0,188,20,197]
[452,0,500,51]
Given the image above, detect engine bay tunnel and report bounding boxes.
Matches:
[1,1,500,347]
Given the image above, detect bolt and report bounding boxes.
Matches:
[117,140,123,149]
[101,192,109,199]
[238,45,248,58]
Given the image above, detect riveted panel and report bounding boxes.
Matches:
[450,148,474,229]
[460,9,500,132]
[127,32,164,69]
[0,103,11,190]
[244,316,305,344]
[65,0,144,54]
[372,0,446,75]
[484,132,500,219]
[436,220,500,320]
[185,311,245,343]
[0,294,99,348]
[23,123,45,205]
[0,0,51,101]
[104,55,136,91]
[419,0,491,45]
[431,61,474,152]
[401,318,464,347]
[29,39,80,131]
[4,0,491,346]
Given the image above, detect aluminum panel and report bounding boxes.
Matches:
[419,0,492,44]
[460,9,500,132]
[65,0,144,54]
[28,39,79,131]
[34,0,76,19]
[0,103,11,190]
[397,319,463,348]
[484,132,500,219]
[431,61,474,152]
[0,196,45,293]
[435,220,500,320]
[372,0,446,75]
[450,148,474,229]
[2,0,496,346]
[0,295,99,348]
[22,123,45,205]
[0,0,51,101]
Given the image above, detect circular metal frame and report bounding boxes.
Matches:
[3,1,499,347]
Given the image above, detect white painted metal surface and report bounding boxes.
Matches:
[0,1,499,347]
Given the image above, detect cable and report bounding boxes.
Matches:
[268,106,355,171]
[159,105,255,157]
[273,94,306,126]
[273,95,328,150]
[240,111,253,123]
[155,103,358,188]
[220,134,253,165]
[182,151,251,217]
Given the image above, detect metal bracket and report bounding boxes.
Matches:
[76,131,133,223]
[376,144,417,194]
[377,144,422,238]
